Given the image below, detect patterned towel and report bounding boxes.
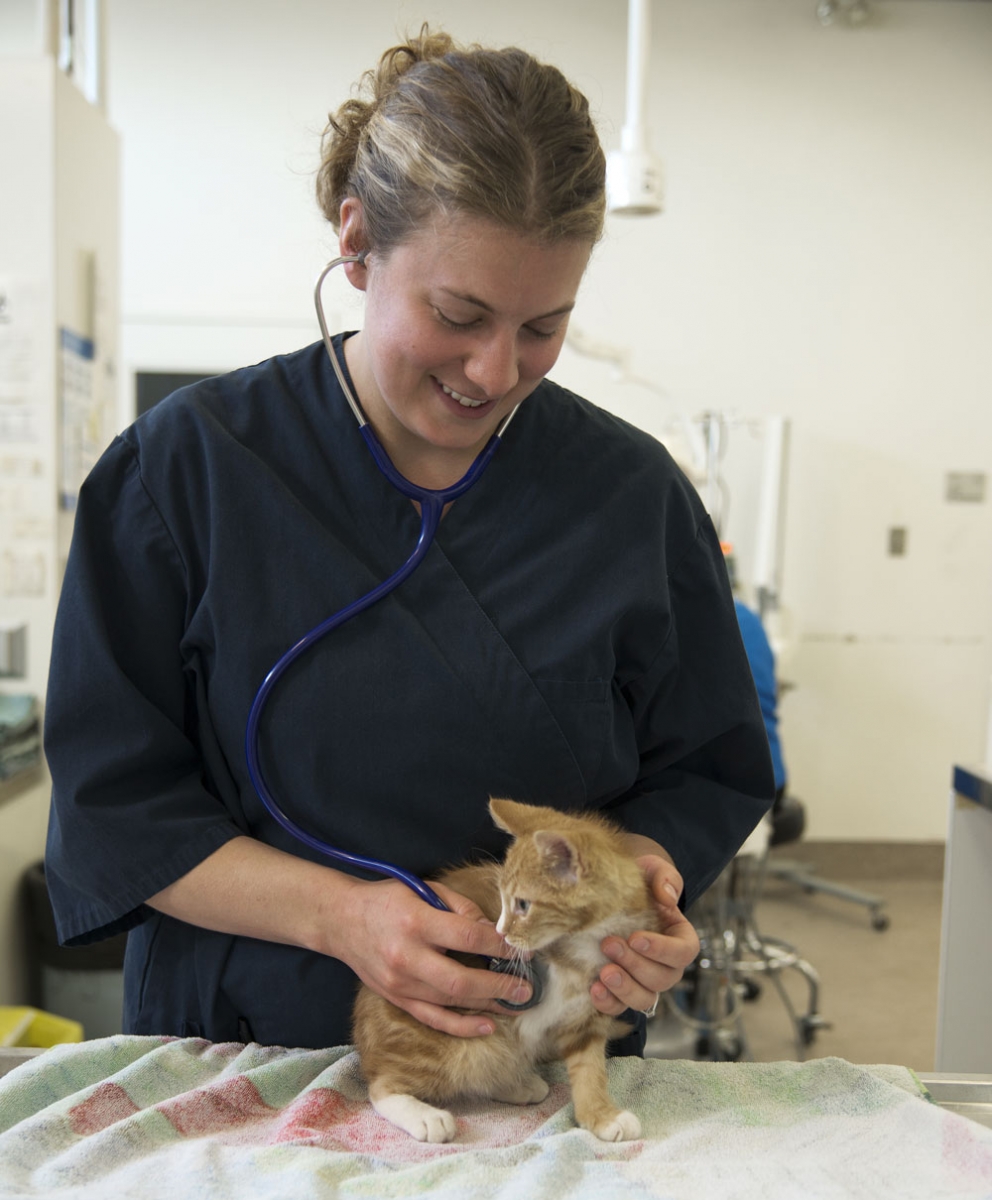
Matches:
[1,1036,991,1199]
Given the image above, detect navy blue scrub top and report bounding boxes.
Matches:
[44,336,773,1049]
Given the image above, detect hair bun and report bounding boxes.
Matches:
[316,25,605,248]
[373,27,457,89]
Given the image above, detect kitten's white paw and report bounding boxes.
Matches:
[493,1072,550,1106]
[592,1109,641,1142]
[372,1093,458,1143]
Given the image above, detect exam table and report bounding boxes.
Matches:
[2,1038,991,1199]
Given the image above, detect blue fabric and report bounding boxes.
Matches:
[44,337,774,1049]
[734,601,786,791]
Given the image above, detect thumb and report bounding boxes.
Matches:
[637,854,684,907]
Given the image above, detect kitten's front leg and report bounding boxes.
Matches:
[368,1080,458,1143]
[563,1039,641,1142]
[491,1070,550,1106]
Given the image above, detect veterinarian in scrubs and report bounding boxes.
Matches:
[44,29,774,1052]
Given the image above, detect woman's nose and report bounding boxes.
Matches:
[463,331,519,400]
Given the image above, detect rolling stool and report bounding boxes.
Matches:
[765,795,890,931]
[730,798,831,1057]
[664,799,831,1061]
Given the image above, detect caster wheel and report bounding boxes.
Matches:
[872,913,890,931]
[695,1034,743,1061]
[718,1037,743,1062]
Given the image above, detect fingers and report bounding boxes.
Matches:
[428,879,488,925]
[343,879,534,1022]
[591,917,701,1017]
[410,955,534,1012]
[591,942,672,1016]
[401,882,537,1011]
[423,880,510,961]
[368,949,533,1029]
[655,906,702,960]
[403,999,500,1039]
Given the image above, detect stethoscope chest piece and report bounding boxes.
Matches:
[490,955,547,1011]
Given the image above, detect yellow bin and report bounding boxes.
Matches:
[0,1006,84,1047]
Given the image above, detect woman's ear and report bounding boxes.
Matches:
[338,198,369,291]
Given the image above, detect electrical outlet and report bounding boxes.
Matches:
[946,472,986,503]
[888,527,907,557]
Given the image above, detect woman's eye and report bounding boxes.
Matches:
[513,898,531,916]
[434,308,478,331]
[435,307,559,341]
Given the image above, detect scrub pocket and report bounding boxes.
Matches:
[124,914,239,1042]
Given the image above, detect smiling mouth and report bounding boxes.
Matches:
[437,379,491,409]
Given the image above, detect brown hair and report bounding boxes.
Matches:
[316,27,606,253]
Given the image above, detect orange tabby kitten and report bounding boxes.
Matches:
[352,798,660,1143]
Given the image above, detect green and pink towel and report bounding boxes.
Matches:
[1,1036,991,1198]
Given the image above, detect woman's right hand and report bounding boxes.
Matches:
[147,836,528,1038]
[328,875,533,1037]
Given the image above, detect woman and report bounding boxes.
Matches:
[44,30,773,1051]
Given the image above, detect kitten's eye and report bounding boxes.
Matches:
[513,898,531,916]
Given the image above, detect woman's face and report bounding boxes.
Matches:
[341,207,592,484]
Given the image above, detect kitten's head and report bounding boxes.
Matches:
[488,798,652,953]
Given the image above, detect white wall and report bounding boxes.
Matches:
[103,0,992,841]
[0,1,47,54]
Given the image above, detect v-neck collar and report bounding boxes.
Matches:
[321,332,549,566]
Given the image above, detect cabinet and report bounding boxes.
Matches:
[936,765,992,1072]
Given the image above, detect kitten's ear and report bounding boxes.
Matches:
[533,831,581,884]
[489,797,529,835]
[489,798,566,837]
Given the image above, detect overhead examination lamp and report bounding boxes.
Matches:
[607,0,664,216]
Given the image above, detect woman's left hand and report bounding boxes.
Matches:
[590,851,701,1017]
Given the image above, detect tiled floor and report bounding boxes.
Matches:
[646,844,944,1072]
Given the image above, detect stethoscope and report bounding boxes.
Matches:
[244,253,543,1008]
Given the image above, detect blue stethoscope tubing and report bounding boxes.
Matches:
[244,254,521,916]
